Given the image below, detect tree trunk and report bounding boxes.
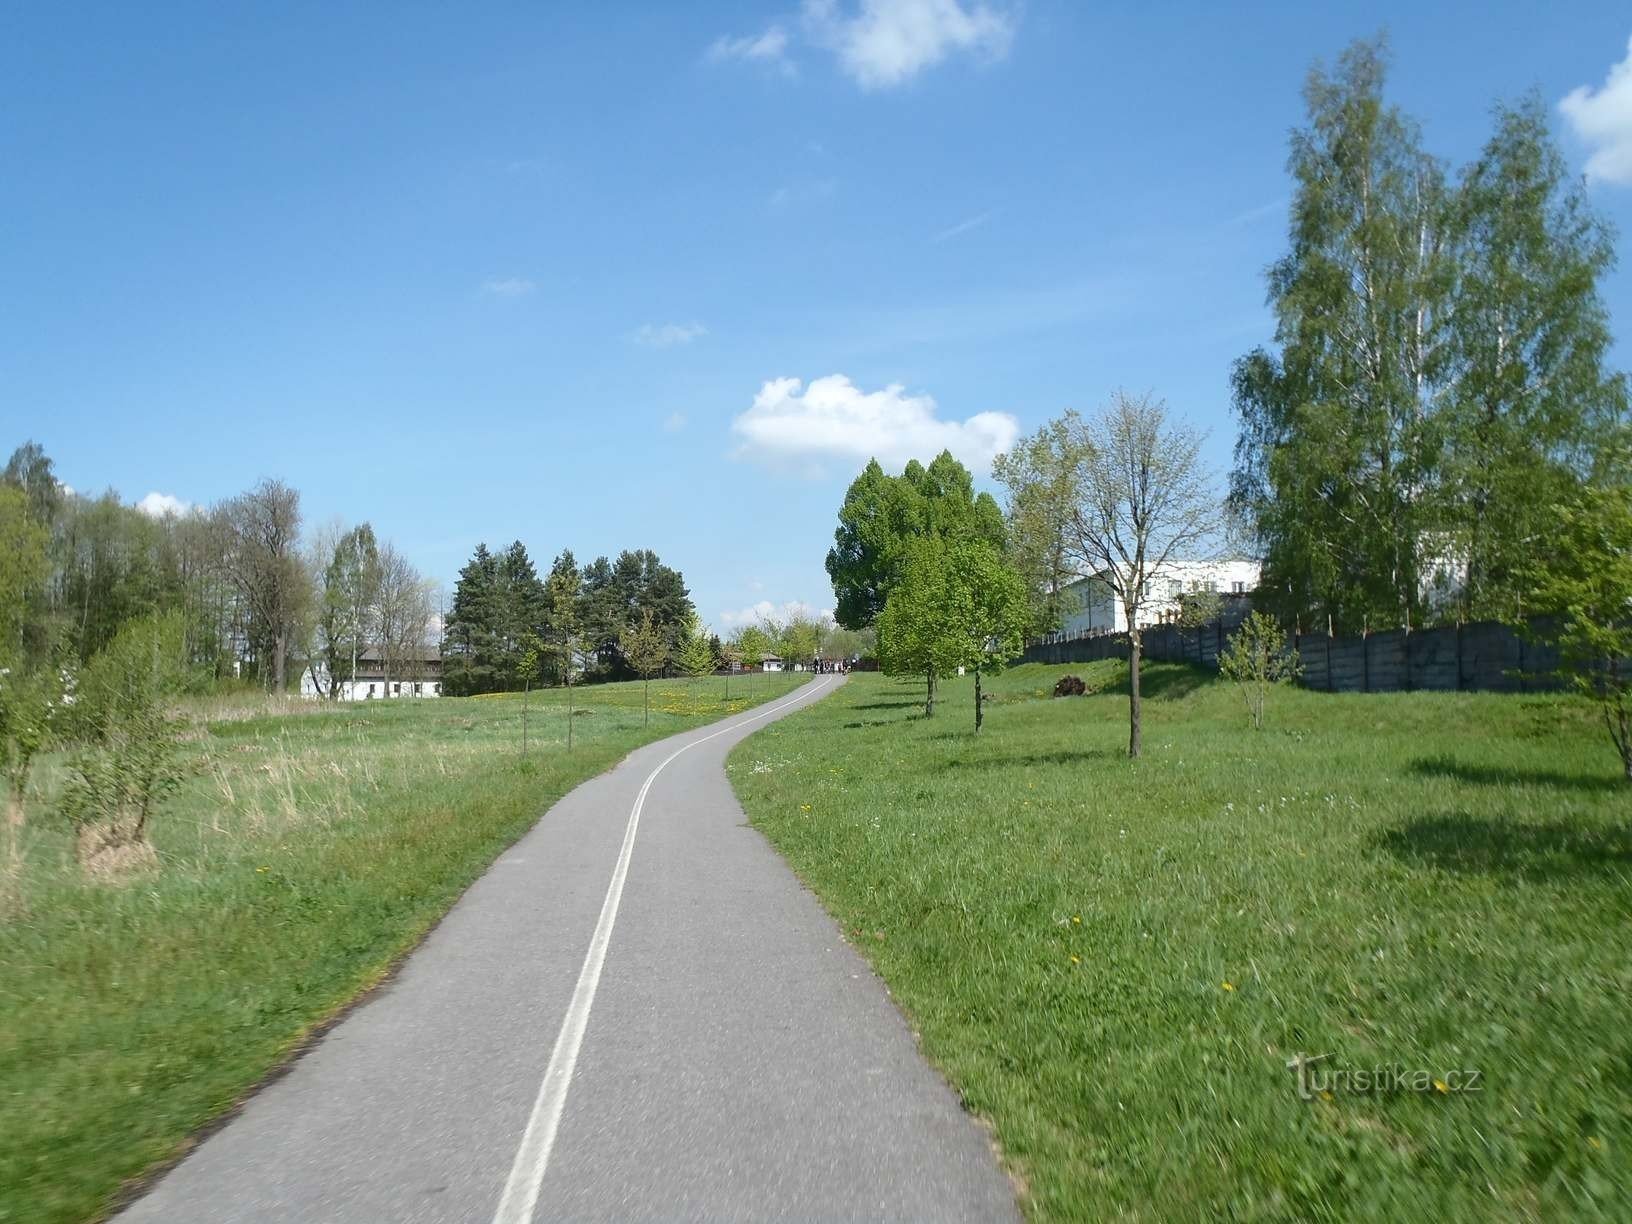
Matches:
[273,633,287,692]
[522,679,530,755]
[1128,633,1142,759]
[644,677,650,725]
[974,667,984,733]
[925,668,936,717]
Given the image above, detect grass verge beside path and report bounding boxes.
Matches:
[728,663,1631,1221]
[1,673,806,1224]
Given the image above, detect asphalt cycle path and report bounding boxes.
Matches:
[120,674,1017,1222]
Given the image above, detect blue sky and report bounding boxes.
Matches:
[5,2,1632,631]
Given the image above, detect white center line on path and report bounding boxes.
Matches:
[490,676,836,1224]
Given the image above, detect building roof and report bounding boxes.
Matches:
[357,645,441,663]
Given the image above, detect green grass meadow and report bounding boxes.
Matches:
[0,672,805,1224]
[728,663,1632,1221]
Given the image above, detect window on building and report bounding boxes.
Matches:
[392,683,401,696]
[1232,580,1245,593]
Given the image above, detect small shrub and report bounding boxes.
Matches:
[1053,675,1087,697]
[58,614,186,873]
[1218,611,1302,730]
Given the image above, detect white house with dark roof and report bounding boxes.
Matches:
[300,646,443,700]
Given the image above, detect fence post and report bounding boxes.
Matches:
[1362,631,1370,693]
[1327,633,1335,693]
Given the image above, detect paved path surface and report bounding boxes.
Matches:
[120,676,1018,1223]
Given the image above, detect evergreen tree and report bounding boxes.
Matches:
[442,543,501,695]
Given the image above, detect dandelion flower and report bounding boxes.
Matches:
[1221,981,1235,992]
[1433,1079,1449,1094]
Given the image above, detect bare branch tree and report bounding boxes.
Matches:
[1062,392,1223,757]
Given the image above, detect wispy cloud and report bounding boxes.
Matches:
[1561,35,1632,185]
[663,411,688,433]
[730,373,1019,477]
[481,277,536,298]
[707,25,795,75]
[634,321,707,348]
[930,211,991,243]
[803,0,1015,90]
[1224,198,1285,227]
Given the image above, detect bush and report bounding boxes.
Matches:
[1218,612,1301,729]
[58,614,187,866]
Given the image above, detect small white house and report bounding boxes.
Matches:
[1058,559,1260,635]
[759,655,784,673]
[301,646,443,701]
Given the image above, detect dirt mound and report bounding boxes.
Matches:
[1053,675,1087,698]
[76,824,159,883]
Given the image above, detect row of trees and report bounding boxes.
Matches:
[0,443,438,695]
[440,543,695,694]
[1231,38,1630,634]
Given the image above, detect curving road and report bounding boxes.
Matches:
[118,675,1017,1223]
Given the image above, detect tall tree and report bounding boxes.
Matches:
[876,537,963,717]
[1438,97,1630,620]
[443,543,501,695]
[217,479,308,690]
[1231,38,1448,633]
[993,416,1087,635]
[312,523,381,699]
[825,450,1006,630]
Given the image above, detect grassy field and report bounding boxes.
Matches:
[0,672,806,1224]
[728,662,1631,1221]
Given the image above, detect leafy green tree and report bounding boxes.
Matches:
[1231,38,1448,634]
[0,487,48,664]
[826,450,1006,630]
[1218,612,1303,730]
[676,614,716,679]
[545,557,583,750]
[943,537,1030,732]
[776,614,825,670]
[622,609,670,725]
[993,416,1089,635]
[59,613,187,863]
[1439,97,1630,621]
[1530,486,1632,781]
[732,624,772,671]
[314,523,381,699]
[876,537,964,717]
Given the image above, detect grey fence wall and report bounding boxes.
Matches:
[1022,616,1563,694]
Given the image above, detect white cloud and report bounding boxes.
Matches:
[719,599,835,629]
[707,25,794,74]
[730,373,1019,476]
[634,321,707,347]
[663,411,688,432]
[930,211,991,243]
[136,491,191,519]
[803,0,1014,90]
[481,277,536,297]
[1561,35,1632,184]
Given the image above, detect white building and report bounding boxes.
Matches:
[759,655,785,672]
[1057,559,1261,635]
[300,647,443,701]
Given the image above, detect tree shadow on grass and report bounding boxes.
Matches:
[939,747,1119,769]
[1137,666,1210,701]
[1373,813,1632,883]
[851,700,925,711]
[1410,755,1626,794]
